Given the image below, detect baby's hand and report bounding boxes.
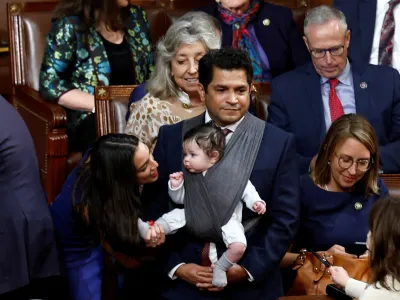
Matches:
[169,172,184,188]
[253,201,266,214]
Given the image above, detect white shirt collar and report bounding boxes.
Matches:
[204,110,245,133]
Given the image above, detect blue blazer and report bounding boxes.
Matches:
[267,61,400,174]
[334,0,377,64]
[0,98,59,294]
[140,114,300,300]
[198,1,310,78]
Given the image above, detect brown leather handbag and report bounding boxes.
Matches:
[287,249,370,296]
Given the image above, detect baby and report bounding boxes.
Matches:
[139,124,266,287]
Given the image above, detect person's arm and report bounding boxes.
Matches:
[168,180,185,204]
[58,89,94,112]
[242,180,266,212]
[239,133,300,281]
[268,80,314,173]
[39,17,94,111]
[378,69,400,173]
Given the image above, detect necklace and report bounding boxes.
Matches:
[324,184,329,191]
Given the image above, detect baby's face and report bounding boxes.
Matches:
[183,141,213,173]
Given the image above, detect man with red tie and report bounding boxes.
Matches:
[268,5,400,174]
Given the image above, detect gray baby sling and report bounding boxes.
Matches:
[182,112,265,243]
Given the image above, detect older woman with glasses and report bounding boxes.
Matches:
[281,114,388,274]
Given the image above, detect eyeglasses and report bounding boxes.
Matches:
[335,153,373,172]
[310,45,345,58]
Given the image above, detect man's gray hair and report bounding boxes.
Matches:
[304,5,347,36]
[147,12,222,100]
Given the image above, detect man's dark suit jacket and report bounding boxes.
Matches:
[267,60,400,174]
[334,0,377,64]
[198,1,310,78]
[0,97,59,294]
[141,114,300,300]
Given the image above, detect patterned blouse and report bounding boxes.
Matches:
[39,5,154,133]
[125,93,205,150]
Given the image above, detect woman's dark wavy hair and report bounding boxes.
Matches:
[368,196,400,291]
[54,0,130,31]
[74,133,142,254]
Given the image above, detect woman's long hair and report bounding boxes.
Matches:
[76,134,142,254]
[312,114,380,196]
[54,0,129,31]
[369,196,400,290]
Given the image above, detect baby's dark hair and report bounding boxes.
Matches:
[183,123,225,160]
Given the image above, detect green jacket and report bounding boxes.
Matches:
[39,5,154,131]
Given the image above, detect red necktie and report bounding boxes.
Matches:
[221,128,232,137]
[201,242,212,266]
[328,79,344,123]
[378,0,400,66]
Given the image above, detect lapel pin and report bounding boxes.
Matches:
[360,82,367,89]
[263,19,270,26]
[354,202,363,210]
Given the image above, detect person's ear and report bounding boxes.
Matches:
[197,83,206,103]
[345,29,351,49]
[209,150,220,164]
[303,36,310,52]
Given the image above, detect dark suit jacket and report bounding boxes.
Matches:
[198,1,310,78]
[334,0,377,64]
[141,114,300,300]
[267,61,400,174]
[0,97,59,294]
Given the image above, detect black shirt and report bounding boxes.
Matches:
[101,35,136,85]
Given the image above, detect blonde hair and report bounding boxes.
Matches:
[312,114,380,196]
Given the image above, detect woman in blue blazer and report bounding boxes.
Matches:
[49,134,165,300]
[281,114,388,290]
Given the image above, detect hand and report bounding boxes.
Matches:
[329,266,350,288]
[327,245,357,258]
[309,154,318,172]
[253,201,266,214]
[170,172,184,188]
[144,223,165,248]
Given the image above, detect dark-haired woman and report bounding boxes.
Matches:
[49,134,164,300]
[39,0,154,152]
[330,196,400,299]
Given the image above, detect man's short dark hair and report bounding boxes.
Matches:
[198,47,253,92]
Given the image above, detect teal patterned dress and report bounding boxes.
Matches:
[39,5,154,150]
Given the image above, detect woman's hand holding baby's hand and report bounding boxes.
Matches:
[253,201,266,214]
[170,172,184,188]
[144,223,165,248]
[329,266,350,289]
